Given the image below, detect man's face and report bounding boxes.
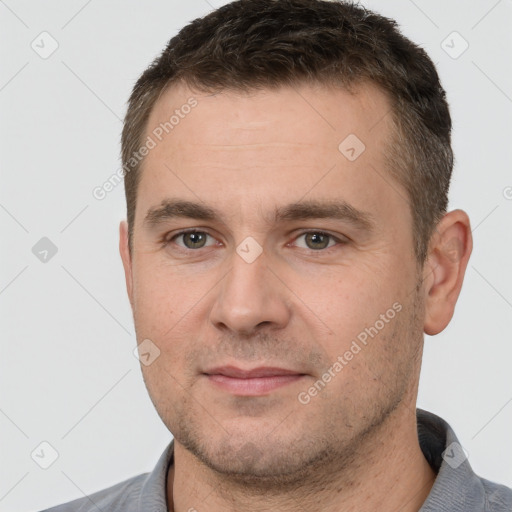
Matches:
[120,82,426,483]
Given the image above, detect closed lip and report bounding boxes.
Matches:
[203,366,306,379]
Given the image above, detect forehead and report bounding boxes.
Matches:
[146,80,392,150]
[136,81,402,229]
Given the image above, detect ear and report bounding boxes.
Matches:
[422,209,473,335]
[119,220,134,309]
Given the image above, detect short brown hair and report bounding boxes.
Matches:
[121,0,453,263]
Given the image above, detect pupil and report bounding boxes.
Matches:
[308,233,328,249]
[187,232,205,248]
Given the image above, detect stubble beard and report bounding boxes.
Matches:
[159,280,426,495]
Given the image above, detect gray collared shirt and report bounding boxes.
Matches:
[40,409,512,511]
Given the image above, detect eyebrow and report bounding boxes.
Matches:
[143,198,376,232]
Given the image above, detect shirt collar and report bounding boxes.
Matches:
[137,440,174,512]
[417,408,487,511]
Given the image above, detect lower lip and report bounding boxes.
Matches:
[205,374,305,395]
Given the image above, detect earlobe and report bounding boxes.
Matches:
[423,210,473,336]
[119,220,134,308]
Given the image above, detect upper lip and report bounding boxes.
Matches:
[204,366,305,379]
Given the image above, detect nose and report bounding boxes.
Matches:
[209,244,291,337]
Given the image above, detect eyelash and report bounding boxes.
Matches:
[161,228,346,253]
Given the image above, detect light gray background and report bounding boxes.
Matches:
[1,1,511,511]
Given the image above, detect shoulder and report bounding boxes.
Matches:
[37,440,174,512]
[481,477,512,511]
[38,472,147,512]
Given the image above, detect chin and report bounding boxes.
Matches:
[173,420,344,491]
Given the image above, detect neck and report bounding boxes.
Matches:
[167,402,436,512]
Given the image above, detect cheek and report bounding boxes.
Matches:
[131,259,194,331]
[301,261,415,370]
[131,261,210,369]
[305,266,393,325]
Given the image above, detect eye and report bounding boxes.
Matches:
[292,231,343,251]
[163,229,345,253]
[167,230,217,250]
